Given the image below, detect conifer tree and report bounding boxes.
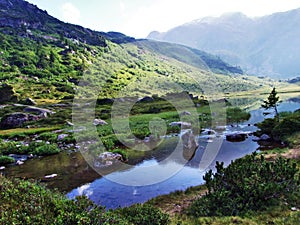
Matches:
[261,87,279,120]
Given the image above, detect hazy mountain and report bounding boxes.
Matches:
[148,9,300,78]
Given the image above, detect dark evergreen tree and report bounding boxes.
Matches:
[262,87,280,120]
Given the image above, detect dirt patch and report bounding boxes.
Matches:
[264,148,300,160]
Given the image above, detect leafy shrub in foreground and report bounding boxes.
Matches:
[117,203,170,225]
[0,177,127,225]
[187,153,300,217]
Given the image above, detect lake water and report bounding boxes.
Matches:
[4,95,300,209]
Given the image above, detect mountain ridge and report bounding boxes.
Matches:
[147,9,300,78]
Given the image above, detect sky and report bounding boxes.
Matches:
[26,0,300,38]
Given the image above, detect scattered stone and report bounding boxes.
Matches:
[66,121,74,126]
[180,111,191,116]
[16,160,24,165]
[57,134,69,141]
[28,154,34,159]
[94,152,123,167]
[44,174,58,179]
[0,166,5,170]
[260,134,272,141]
[170,121,192,129]
[93,119,108,126]
[291,207,298,211]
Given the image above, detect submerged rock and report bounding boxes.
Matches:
[226,132,247,142]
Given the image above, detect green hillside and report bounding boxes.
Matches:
[0,0,281,103]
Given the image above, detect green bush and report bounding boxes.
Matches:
[25,142,60,156]
[226,107,251,124]
[0,141,27,155]
[187,153,300,217]
[0,155,15,165]
[39,132,58,142]
[0,177,171,225]
[117,204,170,225]
[256,111,300,141]
[0,177,127,225]
[112,148,128,161]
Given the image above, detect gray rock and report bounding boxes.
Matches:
[181,130,198,160]
[0,166,5,170]
[16,160,24,165]
[170,121,192,129]
[260,134,272,141]
[44,174,58,179]
[57,134,69,141]
[66,121,74,126]
[23,106,54,116]
[180,111,191,116]
[94,152,124,167]
[93,119,108,126]
[0,113,39,129]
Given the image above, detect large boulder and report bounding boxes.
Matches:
[0,84,18,103]
[181,130,198,160]
[0,112,39,129]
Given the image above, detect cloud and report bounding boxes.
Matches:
[62,2,80,24]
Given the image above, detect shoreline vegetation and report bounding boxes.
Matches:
[1,91,300,224]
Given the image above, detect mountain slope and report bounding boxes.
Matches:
[0,0,281,103]
[148,9,300,78]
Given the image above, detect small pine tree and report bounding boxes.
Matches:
[261,87,280,120]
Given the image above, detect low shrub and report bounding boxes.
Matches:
[187,153,300,217]
[117,204,170,225]
[29,143,60,156]
[0,155,15,165]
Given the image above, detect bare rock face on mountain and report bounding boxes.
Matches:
[0,84,18,103]
[148,9,300,78]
